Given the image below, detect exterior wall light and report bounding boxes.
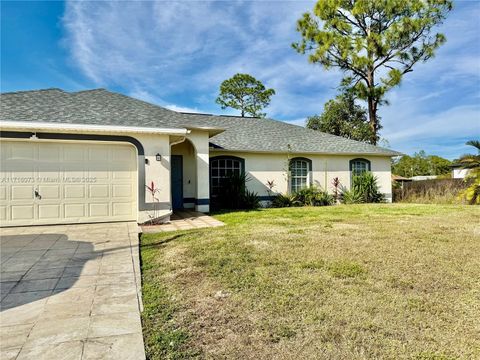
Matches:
[156,153,161,161]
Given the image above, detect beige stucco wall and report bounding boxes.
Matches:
[210,151,393,202]
[135,130,211,221]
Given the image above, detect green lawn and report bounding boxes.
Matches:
[140,204,479,360]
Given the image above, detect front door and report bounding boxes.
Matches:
[171,155,183,210]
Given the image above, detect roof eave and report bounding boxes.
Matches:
[0,120,189,136]
[184,125,225,137]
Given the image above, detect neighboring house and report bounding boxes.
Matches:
[0,89,400,226]
[451,164,470,179]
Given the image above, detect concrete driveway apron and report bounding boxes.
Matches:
[0,222,145,360]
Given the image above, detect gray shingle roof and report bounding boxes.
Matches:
[0,88,401,156]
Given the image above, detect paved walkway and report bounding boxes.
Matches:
[0,222,145,360]
[141,210,224,233]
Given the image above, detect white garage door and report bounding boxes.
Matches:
[0,140,137,226]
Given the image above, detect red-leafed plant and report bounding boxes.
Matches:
[145,181,162,224]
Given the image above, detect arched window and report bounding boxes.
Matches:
[350,158,371,176]
[210,156,245,196]
[289,157,312,193]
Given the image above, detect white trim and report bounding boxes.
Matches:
[0,120,189,136]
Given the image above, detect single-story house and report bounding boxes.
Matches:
[0,88,400,227]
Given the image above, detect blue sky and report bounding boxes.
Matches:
[1,1,479,159]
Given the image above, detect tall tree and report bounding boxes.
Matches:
[293,0,452,144]
[307,92,373,143]
[216,73,275,117]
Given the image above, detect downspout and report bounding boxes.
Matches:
[169,136,188,147]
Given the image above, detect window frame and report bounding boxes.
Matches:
[289,157,312,193]
[209,155,245,197]
[349,158,371,176]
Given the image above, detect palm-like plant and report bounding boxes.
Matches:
[458,140,480,205]
[457,140,480,169]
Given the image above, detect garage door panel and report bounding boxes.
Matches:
[1,141,137,226]
[88,169,109,180]
[64,204,86,218]
[38,185,61,200]
[10,168,35,178]
[11,143,34,160]
[113,203,133,216]
[90,203,109,217]
[11,205,34,220]
[64,185,86,199]
[89,147,109,161]
[112,147,135,162]
[112,184,132,197]
[38,204,61,219]
[38,144,61,161]
[0,143,9,160]
[89,184,109,198]
[112,169,134,180]
[64,145,86,161]
[0,186,6,200]
[11,185,34,200]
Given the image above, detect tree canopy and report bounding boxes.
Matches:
[216,73,275,117]
[392,151,452,178]
[293,0,452,144]
[306,92,373,143]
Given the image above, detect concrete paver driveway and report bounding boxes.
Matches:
[0,222,145,360]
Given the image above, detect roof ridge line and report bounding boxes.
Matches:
[0,88,66,95]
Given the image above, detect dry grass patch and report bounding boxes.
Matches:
[140,204,480,359]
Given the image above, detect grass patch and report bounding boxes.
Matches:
[141,204,480,359]
[327,260,366,278]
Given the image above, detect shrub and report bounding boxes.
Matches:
[458,168,479,205]
[353,172,385,203]
[271,193,296,208]
[340,188,365,204]
[294,185,334,206]
[312,191,335,206]
[341,172,385,204]
[243,190,260,209]
[294,186,319,206]
[271,186,334,208]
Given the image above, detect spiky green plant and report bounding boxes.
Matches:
[457,140,480,205]
[340,188,365,204]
